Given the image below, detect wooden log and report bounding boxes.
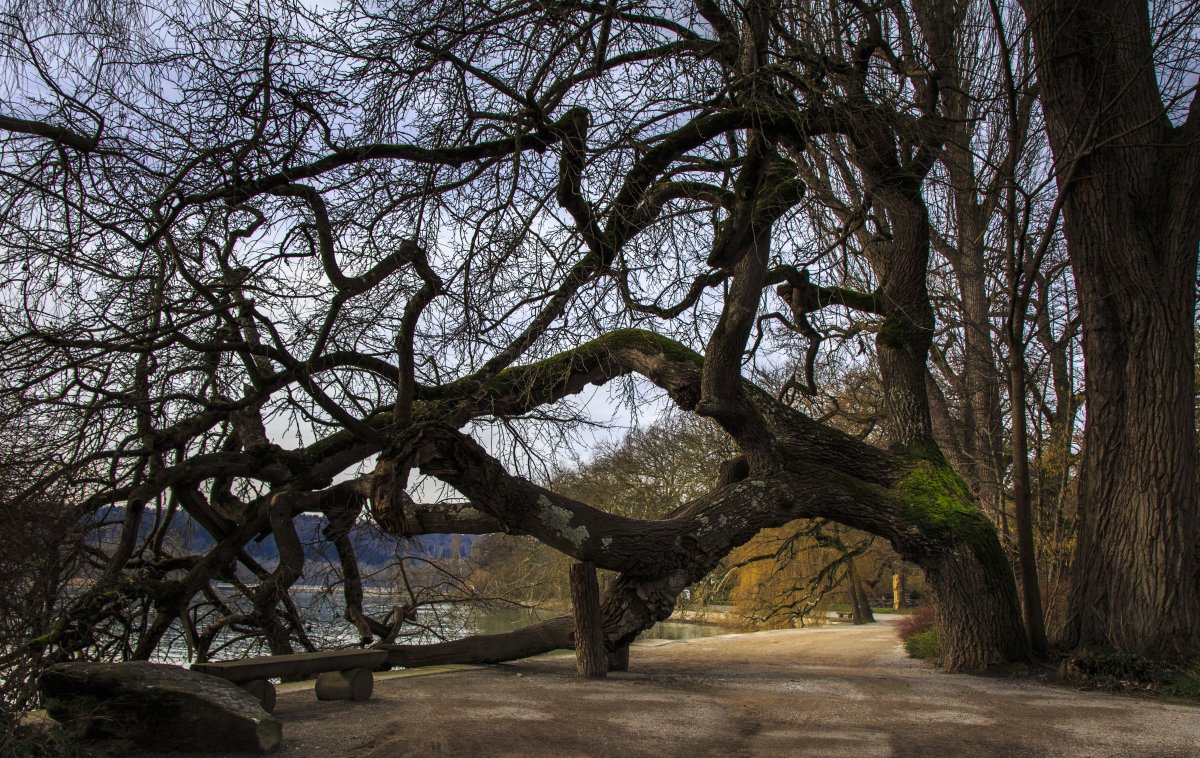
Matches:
[607,643,630,672]
[377,617,573,667]
[239,678,277,713]
[570,561,607,679]
[191,648,387,684]
[314,667,374,701]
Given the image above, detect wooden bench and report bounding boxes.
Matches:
[191,649,388,713]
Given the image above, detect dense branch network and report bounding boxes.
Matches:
[0,0,1049,674]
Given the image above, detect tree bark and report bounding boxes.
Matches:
[1008,322,1049,655]
[607,644,630,672]
[1024,0,1200,658]
[570,561,608,678]
[847,558,874,624]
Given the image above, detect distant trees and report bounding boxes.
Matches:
[0,0,1194,684]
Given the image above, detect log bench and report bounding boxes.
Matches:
[191,649,388,713]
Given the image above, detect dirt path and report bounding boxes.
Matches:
[242,618,1199,757]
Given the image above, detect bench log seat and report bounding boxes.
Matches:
[191,649,388,712]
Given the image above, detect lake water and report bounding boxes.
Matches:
[156,589,729,664]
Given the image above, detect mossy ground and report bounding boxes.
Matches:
[1061,648,1200,701]
[1162,660,1200,700]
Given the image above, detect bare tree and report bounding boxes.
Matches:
[0,0,1044,675]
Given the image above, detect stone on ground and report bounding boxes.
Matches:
[39,661,282,754]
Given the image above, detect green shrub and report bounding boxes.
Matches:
[1163,661,1200,700]
[904,629,941,660]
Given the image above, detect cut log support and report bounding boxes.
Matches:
[240,679,277,713]
[570,561,607,678]
[314,667,374,701]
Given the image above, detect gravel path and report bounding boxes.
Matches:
[238,618,1200,757]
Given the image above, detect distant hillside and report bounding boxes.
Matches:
[87,506,475,586]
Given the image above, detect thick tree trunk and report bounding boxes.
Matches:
[1067,256,1199,656]
[379,335,1029,672]
[1025,0,1200,658]
[924,538,1028,670]
[607,644,630,672]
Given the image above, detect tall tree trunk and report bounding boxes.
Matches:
[1007,339,1049,655]
[1024,0,1200,658]
[847,558,875,624]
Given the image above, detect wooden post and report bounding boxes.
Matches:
[569,561,607,678]
[893,572,905,610]
[315,667,374,701]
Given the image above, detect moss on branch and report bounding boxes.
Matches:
[482,329,703,401]
[897,453,1011,586]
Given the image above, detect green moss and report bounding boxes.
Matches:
[897,456,1011,584]
[877,313,909,349]
[483,329,702,400]
[602,328,704,365]
[898,459,980,539]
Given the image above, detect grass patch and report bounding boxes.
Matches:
[895,605,940,662]
[904,629,941,660]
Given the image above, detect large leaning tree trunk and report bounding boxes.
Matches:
[774,0,1030,666]
[372,327,1028,672]
[3,0,1032,677]
[1023,0,1200,658]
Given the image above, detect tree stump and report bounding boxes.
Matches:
[570,561,607,678]
[314,667,374,701]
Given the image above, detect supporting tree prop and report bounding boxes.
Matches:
[570,562,608,679]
